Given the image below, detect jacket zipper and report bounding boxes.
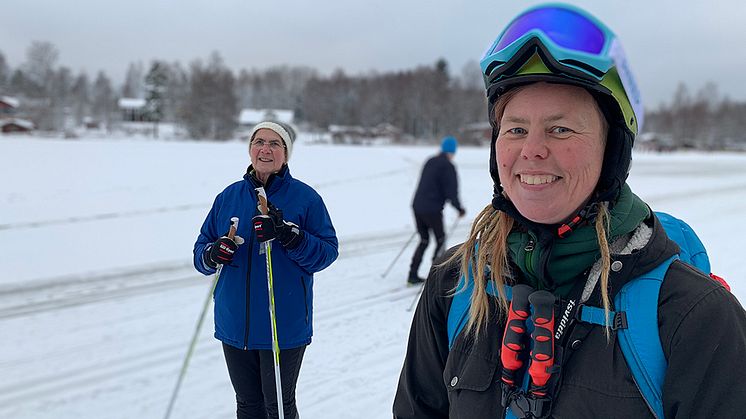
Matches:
[524,234,536,277]
[243,225,254,349]
[300,276,309,324]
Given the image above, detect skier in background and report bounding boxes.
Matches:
[193,121,338,419]
[407,136,466,285]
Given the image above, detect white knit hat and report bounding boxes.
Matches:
[247,121,297,160]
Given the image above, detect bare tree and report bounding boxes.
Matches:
[92,71,115,128]
[0,51,9,91]
[71,72,90,125]
[121,62,145,98]
[180,52,238,140]
[22,41,59,98]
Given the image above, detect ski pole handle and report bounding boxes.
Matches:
[255,187,269,215]
[228,217,239,240]
[528,290,556,395]
[500,284,533,386]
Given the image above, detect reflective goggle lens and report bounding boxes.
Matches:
[491,6,607,56]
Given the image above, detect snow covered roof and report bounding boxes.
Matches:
[0,96,20,108]
[1,118,34,129]
[118,98,146,109]
[239,108,294,125]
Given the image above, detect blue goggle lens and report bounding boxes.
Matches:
[492,7,606,56]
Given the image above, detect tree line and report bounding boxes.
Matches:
[2,41,745,148]
[644,82,746,150]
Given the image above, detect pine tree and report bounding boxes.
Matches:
[145,61,167,138]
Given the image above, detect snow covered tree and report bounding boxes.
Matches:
[145,61,168,138]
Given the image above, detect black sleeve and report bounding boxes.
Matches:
[393,263,457,418]
[443,162,463,212]
[660,263,746,418]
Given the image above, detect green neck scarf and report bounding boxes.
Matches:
[506,184,649,297]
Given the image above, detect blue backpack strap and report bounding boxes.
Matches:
[447,275,473,349]
[578,256,677,419]
[447,264,512,349]
[616,254,677,419]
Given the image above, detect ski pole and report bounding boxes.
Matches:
[256,187,285,419]
[380,231,417,279]
[405,216,462,312]
[164,217,239,419]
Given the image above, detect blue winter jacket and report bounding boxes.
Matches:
[193,166,338,350]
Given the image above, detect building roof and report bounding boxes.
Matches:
[118,98,146,109]
[239,108,294,125]
[1,118,34,129]
[0,96,20,108]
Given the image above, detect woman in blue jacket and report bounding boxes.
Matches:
[194,121,338,419]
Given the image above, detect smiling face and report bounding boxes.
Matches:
[495,83,607,224]
[249,128,287,183]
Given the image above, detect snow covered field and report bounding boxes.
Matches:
[1,134,745,419]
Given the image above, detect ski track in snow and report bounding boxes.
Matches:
[1,139,745,419]
[0,224,470,419]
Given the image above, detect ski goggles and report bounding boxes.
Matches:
[479,3,643,133]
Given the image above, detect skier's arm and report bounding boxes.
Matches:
[283,195,338,274]
[393,267,452,419]
[662,270,746,417]
[443,163,463,213]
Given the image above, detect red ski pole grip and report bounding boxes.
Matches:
[500,284,533,385]
[528,290,555,390]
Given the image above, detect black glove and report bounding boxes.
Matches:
[252,203,304,249]
[204,233,244,268]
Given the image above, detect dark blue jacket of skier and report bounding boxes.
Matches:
[193,123,338,351]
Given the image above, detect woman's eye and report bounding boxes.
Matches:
[506,127,527,135]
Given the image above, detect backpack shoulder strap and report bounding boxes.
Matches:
[615,254,677,419]
[447,276,473,349]
[447,266,511,349]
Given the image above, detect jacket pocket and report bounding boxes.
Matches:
[443,343,503,419]
[443,347,498,393]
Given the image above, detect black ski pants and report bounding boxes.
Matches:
[409,211,445,278]
[222,343,306,419]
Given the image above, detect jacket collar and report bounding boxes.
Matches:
[244,164,290,194]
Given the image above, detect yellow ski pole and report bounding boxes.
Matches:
[256,187,285,419]
[164,217,239,419]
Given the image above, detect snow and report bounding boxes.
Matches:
[0,134,745,419]
[118,98,147,109]
[1,96,21,108]
[238,109,294,126]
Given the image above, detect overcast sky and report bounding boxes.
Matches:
[3,0,745,108]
